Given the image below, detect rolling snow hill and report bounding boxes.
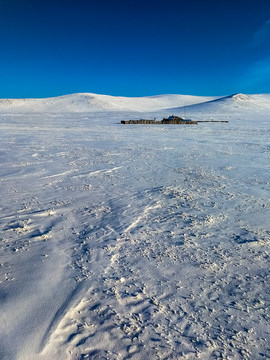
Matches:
[168,93,270,117]
[0,92,269,118]
[0,93,217,113]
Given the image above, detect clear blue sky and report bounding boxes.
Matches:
[1,0,270,98]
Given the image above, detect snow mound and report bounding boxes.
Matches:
[231,93,255,102]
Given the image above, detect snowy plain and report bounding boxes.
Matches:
[0,93,270,360]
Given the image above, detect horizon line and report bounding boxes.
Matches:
[0,91,267,100]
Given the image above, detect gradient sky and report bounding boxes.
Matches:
[1,0,270,98]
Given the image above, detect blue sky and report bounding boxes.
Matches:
[1,0,270,98]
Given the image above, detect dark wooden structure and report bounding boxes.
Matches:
[121,115,198,125]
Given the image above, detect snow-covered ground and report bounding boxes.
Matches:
[0,93,270,360]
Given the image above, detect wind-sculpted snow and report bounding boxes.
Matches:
[0,109,270,359]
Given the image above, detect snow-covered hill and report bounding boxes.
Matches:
[0,93,217,113]
[1,92,269,120]
[169,93,270,117]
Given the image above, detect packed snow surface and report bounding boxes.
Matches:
[0,93,270,360]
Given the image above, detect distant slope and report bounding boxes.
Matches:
[0,93,217,113]
[168,93,270,116]
[1,92,269,115]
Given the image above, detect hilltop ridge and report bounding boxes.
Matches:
[0,92,269,114]
[0,93,216,113]
[167,93,270,116]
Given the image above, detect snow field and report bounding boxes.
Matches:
[0,106,270,359]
